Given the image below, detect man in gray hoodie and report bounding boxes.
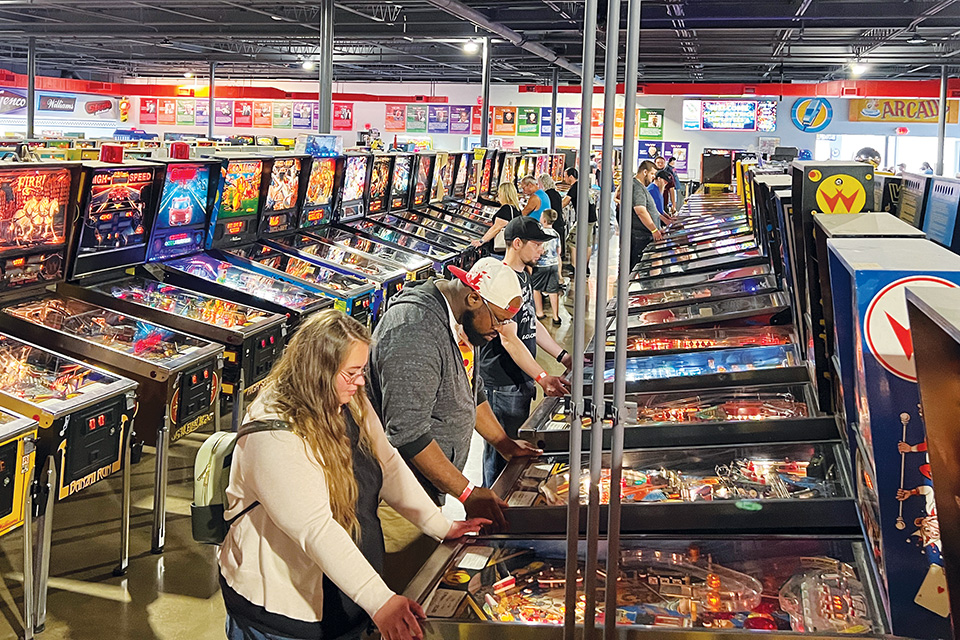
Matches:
[369,258,541,536]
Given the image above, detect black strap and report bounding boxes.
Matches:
[227,419,293,527]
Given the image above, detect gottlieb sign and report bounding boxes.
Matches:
[849,98,960,124]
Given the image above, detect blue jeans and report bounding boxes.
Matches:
[482,381,536,487]
[226,615,299,640]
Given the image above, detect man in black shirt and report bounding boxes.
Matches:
[479,216,573,487]
[562,167,596,274]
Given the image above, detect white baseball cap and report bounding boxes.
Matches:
[448,257,522,314]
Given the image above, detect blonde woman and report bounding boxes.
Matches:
[470,181,522,254]
[219,310,487,640]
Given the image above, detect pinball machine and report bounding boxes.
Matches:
[301,152,436,282]
[827,237,960,638]
[333,152,469,275]
[407,153,490,238]
[628,264,775,297]
[0,161,140,631]
[217,154,376,324]
[145,154,334,331]
[632,248,769,281]
[607,290,791,333]
[405,535,887,635]
[0,158,226,555]
[896,172,931,229]
[59,157,288,431]
[874,174,902,216]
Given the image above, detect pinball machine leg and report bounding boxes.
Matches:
[113,418,133,576]
[231,369,246,433]
[151,417,170,554]
[32,455,55,634]
[21,438,35,640]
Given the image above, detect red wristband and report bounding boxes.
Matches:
[535,371,548,383]
[458,482,475,504]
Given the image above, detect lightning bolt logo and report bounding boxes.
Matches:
[885,312,914,360]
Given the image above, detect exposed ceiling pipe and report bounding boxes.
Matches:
[420,0,583,77]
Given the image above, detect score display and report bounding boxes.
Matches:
[683,100,777,132]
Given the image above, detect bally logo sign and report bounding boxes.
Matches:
[38,95,76,112]
[0,89,26,115]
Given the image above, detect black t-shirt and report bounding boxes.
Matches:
[495,204,520,223]
[221,411,383,639]
[546,188,563,216]
[567,181,597,224]
[478,269,536,388]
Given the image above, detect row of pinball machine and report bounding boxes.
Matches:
[400,160,960,639]
[0,141,556,637]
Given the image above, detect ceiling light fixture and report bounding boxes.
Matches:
[184,71,193,78]
[463,39,480,54]
[850,62,868,76]
[270,14,282,21]
[302,60,315,71]
[906,28,927,44]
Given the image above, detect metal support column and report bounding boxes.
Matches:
[480,37,492,147]
[565,0,598,636]
[936,65,948,176]
[606,1,640,637]
[550,68,559,154]
[26,37,35,140]
[317,0,334,134]
[584,0,620,635]
[208,62,216,140]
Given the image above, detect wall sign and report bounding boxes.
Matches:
[791,98,833,133]
[850,98,960,123]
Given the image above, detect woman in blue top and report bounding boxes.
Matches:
[520,175,549,221]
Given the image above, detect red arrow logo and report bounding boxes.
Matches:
[885,312,914,360]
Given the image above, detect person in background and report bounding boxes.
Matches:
[896,163,907,176]
[219,310,488,640]
[627,160,662,270]
[648,171,667,219]
[532,209,563,326]
[562,167,597,276]
[663,157,680,212]
[471,182,521,255]
[520,175,549,221]
[479,216,573,487]
[538,174,566,260]
[369,258,541,590]
[921,161,934,175]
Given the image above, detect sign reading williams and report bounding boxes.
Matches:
[38,95,76,112]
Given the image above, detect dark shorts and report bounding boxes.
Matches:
[531,266,561,293]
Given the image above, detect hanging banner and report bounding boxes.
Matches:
[449,106,471,134]
[591,108,604,136]
[638,141,663,161]
[517,107,540,136]
[176,99,195,126]
[331,102,353,131]
[234,100,253,127]
[293,101,314,129]
[428,106,449,134]
[662,141,690,175]
[638,108,665,139]
[215,100,234,127]
[471,106,482,135]
[195,100,209,127]
[139,98,158,125]
[540,107,563,138]
[253,101,273,128]
[385,104,406,132]
[614,108,626,137]
[493,107,517,136]
[158,98,176,125]
[563,108,581,138]
[848,98,959,123]
[273,101,293,129]
[406,104,427,133]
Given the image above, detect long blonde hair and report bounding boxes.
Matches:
[262,309,374,540]
[498,181,521,209]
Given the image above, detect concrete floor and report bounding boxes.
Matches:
[0,272,596,640]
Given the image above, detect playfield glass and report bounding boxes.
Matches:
[341,156,368,204]
[622,275,778,311]
[274,234,399,279]
[4,295,206,363]
[505,442,843,507]
[391,155,412,210]
[305,157,336,207]
[218,160,263,219]
[165,254,325,310]
[420,537,880,633]
[595,344,800,383]
[0,333,121,405]
[368,156,391,214]
[308,227,431,273]
[414,155,433,206]
[608,327,795,353]
[635,250,763,280]
[264,158,301,213]
[93,277,274,329]
[78,167,153,254]
[630,264,772,294]
[155,163,210,230]
[349,219,453,260]
[232,244,367,294]
[645,231,755,261]
[623,292,788,329]
[643,241,758,268]
[375,213,471,248]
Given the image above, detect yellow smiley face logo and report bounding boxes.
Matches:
[815,174,867,213]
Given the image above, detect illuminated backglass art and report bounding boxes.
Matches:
[368,156,391,214]
[390,155,412,211]
[218,160,263,219]
[78,168,153,254]
[147,163,212,262]
[264,158,301,213]
[414,156,433,207]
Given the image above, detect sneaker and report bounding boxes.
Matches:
[552,318,562,326]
